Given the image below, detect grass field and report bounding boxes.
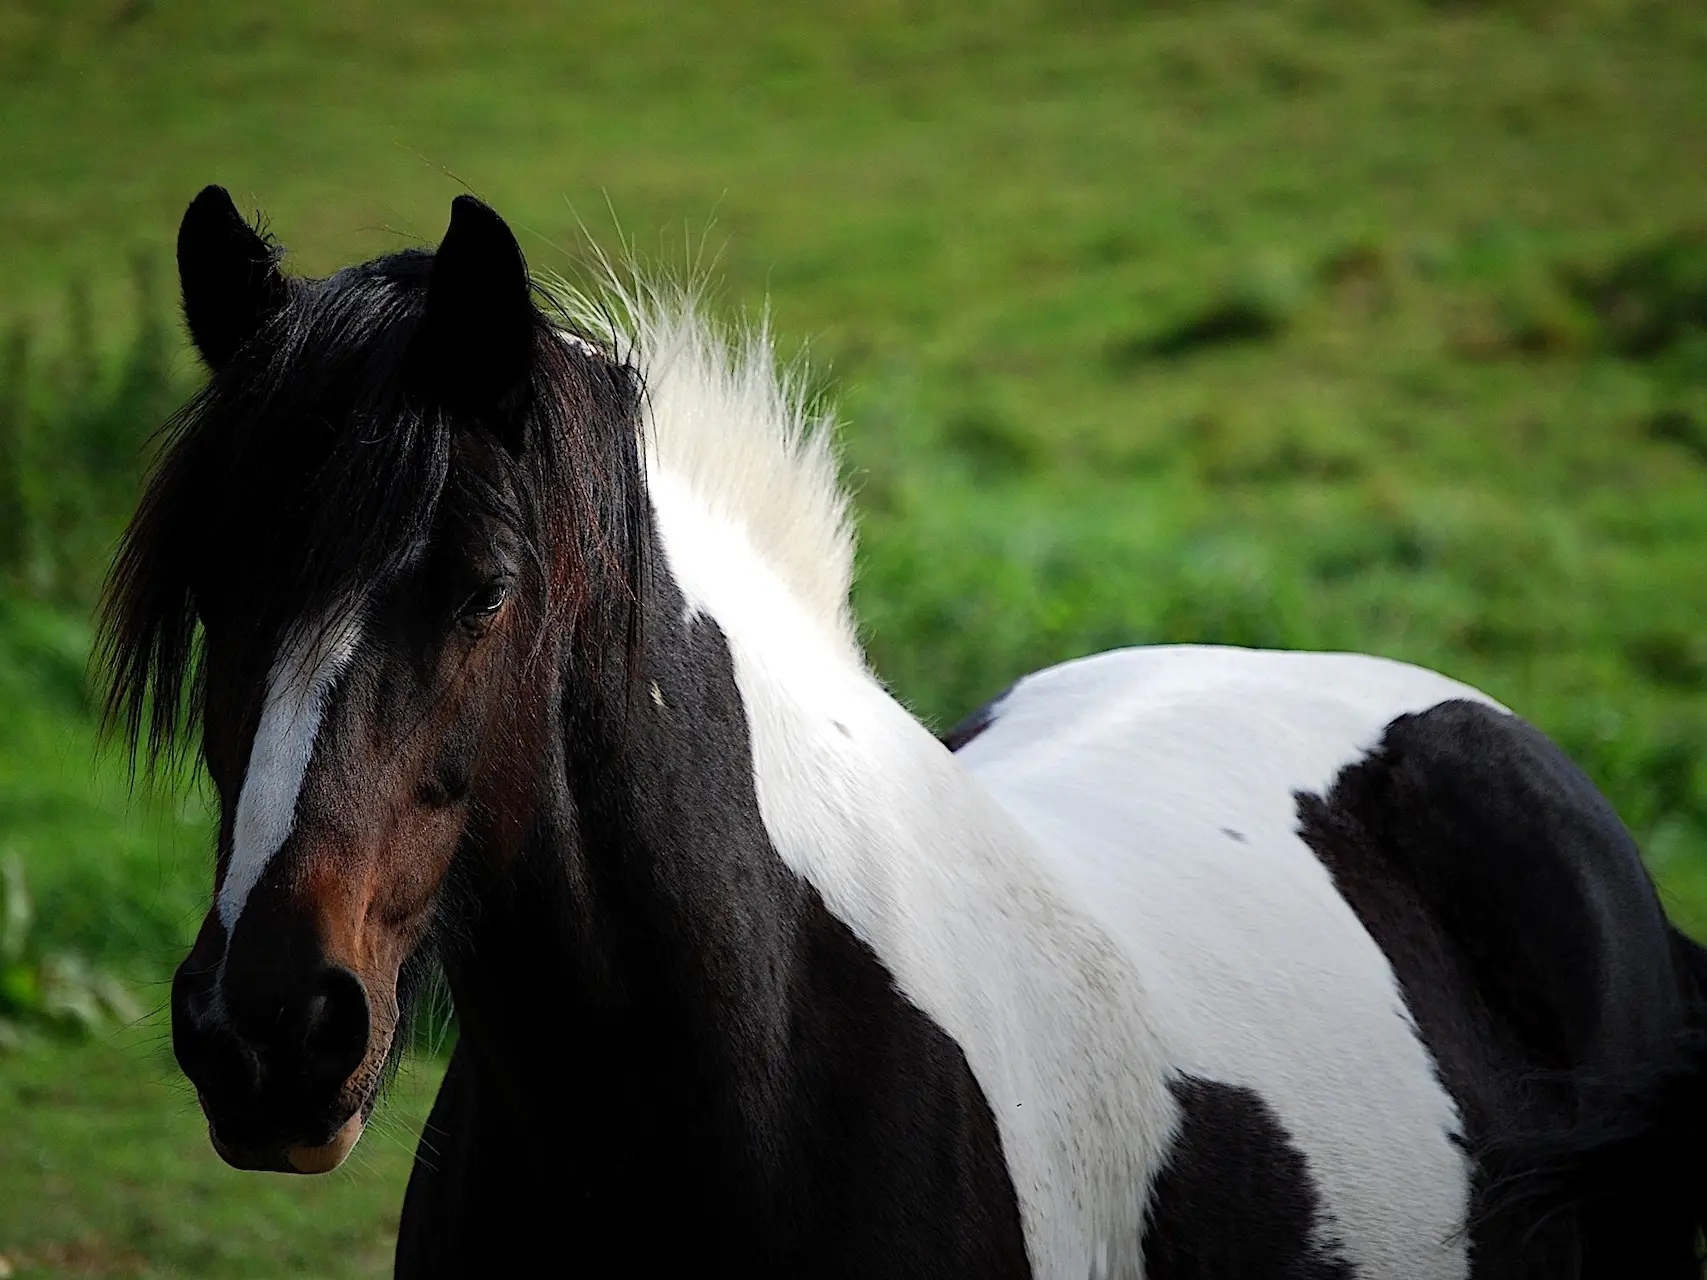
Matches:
[2,0,1707,1273]
[0,1016,441,1277]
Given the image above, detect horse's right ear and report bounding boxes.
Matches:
[177,185,289,370]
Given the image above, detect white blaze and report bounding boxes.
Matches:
[217,611,364,935]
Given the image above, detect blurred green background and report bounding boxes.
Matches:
[3,0,1707,1273]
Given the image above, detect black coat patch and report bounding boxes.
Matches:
[940,687,1012,753]
[1295,698,1697,1275]
[1142,1076,1353,1279]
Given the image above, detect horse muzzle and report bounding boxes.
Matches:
[172,919,381,1175]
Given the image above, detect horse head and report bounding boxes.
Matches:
[101,187,643,1173]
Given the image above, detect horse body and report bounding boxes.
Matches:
[956,647,1696,1275]
[106,188,1707,1279]
[397,417,1691,1277]
[959,648,1489,1278]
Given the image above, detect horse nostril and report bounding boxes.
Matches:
[302,966,370,1083]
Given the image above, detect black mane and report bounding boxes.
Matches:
[99,246,648,771]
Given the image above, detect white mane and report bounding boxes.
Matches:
[558,279,859,654]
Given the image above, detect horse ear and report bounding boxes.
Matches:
[177,185,289,370]
[413,196,536,425]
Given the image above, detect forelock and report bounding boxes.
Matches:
[99,249,651,774]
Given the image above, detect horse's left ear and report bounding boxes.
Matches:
[413,196,536,433]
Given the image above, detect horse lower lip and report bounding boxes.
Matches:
[207,1121,290,1173]
[204,1102,366,1174]
[285,1111,366,1175]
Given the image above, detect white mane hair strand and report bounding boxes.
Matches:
[551,274,860,656]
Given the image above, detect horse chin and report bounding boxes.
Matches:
[285,1111,367,1175]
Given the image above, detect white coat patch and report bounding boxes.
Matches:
[217,611,364,935]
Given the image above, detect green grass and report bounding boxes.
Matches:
[0,597,207,977]
[0,1018,442,1278]
[2,0,1707,1272]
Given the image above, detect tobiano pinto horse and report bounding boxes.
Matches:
[100,186,1707,1277]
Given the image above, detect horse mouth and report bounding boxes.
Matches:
[203,1094,370,1175]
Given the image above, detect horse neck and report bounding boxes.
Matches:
[437,465,1002,1121]
[437,464,1167,1264]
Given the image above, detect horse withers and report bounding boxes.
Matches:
[100,185,1707,1277]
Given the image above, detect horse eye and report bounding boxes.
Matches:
[458,579,509,624]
